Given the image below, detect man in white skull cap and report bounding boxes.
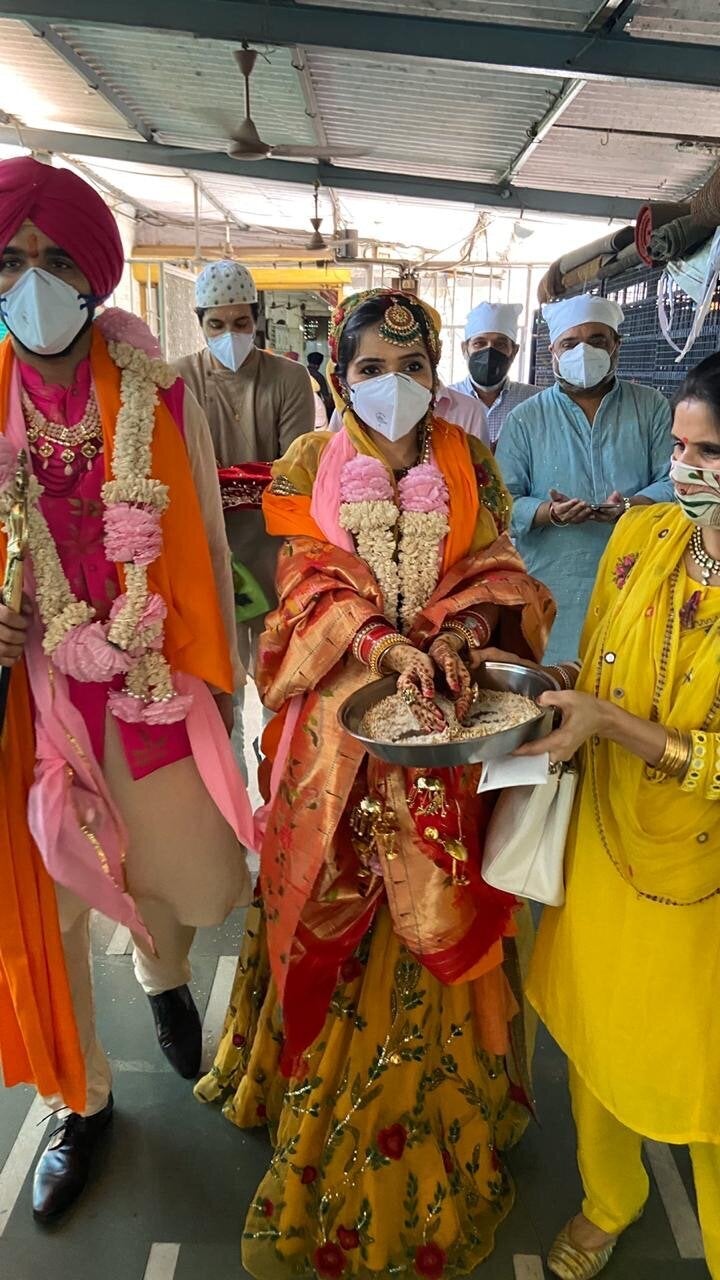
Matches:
[495,294,673,662]
[450,301,538,449]
[174,261,315,765]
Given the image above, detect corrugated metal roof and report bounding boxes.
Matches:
[52,24,317,151]
[297,0,598,30]
[306,49,564,182]
[520,127,717,201]
[628,1,720,45]
[0,18,140,139]
[562,79,720,137]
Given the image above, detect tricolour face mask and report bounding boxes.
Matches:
[207,330,255,372]
[670,458,720,527]
[0,267,93,357]
[556,343,613,391]
[349,372,432,442]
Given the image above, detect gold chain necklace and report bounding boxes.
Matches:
[22,388,103,475]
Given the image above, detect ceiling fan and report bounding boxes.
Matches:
[229,44,371,162]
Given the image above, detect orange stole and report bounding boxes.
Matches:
[0,330,233,1108]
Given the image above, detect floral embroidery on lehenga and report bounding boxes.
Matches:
[196,908,526,1279]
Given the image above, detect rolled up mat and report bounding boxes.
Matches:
[537,259,565,304]
[557,226,635,277]
[635,201,692,265]
[649,215,714,265]
[691,166,720,229]
[560,255,609,292]
[597,242,644,281]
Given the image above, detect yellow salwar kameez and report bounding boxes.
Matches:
[527,503,720,1273]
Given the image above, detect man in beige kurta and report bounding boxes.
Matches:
[174,261,315,674]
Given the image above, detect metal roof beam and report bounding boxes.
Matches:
[24,21,155,141]
[3,0,720,89]
[0,124,641,221]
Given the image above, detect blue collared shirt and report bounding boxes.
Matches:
[496,379,674,662]
[449,376,539,446]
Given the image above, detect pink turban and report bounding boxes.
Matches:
[0,157,124,298]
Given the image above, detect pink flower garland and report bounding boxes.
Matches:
[340,454,394,504]
[398,462,449,515]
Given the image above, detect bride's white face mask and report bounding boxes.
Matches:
[349,372,432,442]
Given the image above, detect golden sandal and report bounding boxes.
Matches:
[547,1219,617,1280]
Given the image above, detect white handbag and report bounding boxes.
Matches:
[481,763,578,907]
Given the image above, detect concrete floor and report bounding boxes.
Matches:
[0,686,711,1280]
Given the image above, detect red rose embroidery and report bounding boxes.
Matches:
[377,1123,407,1160]
[340,956,362,984]
[232,1033,246,1048]
[414,1243,447,1278]
[313,1242,347,1278]
[256,1103,267,1120]
[301,1165,318,1185]
[441,1148,454,1175]
[261,1198,274,1218]
[612,553,638,589]
[475,463,491,488]
[337,1227,360,1251]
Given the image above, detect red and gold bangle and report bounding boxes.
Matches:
[352,618,392,664]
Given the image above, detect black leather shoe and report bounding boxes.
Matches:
[32,1094,114,1222]
[147,984,202,1079]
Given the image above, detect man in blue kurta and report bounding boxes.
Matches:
[496,295,673,663]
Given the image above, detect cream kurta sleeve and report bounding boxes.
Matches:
[181,388,246,689]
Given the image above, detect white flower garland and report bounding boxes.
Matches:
[398,509,449,631]
[339,499,449,633]
[340,498,400,627]
[0,339,192,724]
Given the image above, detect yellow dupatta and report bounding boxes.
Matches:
[577,503,720,905]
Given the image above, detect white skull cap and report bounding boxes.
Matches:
[195,259,258,307]
[542,295,624,345]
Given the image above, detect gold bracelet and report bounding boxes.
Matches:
[368,632,407,680]
[655,727,693,778]
[441,620,475,652]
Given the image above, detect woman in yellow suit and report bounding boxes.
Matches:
[484,351,720,1278]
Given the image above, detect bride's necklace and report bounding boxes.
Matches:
[392,420,432,480]
[22,388,103,475]
[689,525,720,586]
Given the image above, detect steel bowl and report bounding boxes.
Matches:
[339,661,558,768]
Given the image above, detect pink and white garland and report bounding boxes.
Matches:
[0,338,192,725]
[339,455,450,630]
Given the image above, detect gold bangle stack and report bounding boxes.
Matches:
[655,727,693,779]
[369,632,406,680]
[441,620,475,652]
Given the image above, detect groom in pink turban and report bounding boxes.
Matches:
[0,157,251,1223]
[0,155,124,299]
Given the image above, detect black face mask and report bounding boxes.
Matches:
[468,346,512,389]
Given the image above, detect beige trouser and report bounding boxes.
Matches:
[46,885,197,1118]
[570,1064,720,1277]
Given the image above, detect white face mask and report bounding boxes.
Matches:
[207,330,255,372]
[556,343,613,391]
[670,458,720,527]
[0,267,91,356]
[349,372,432,442]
